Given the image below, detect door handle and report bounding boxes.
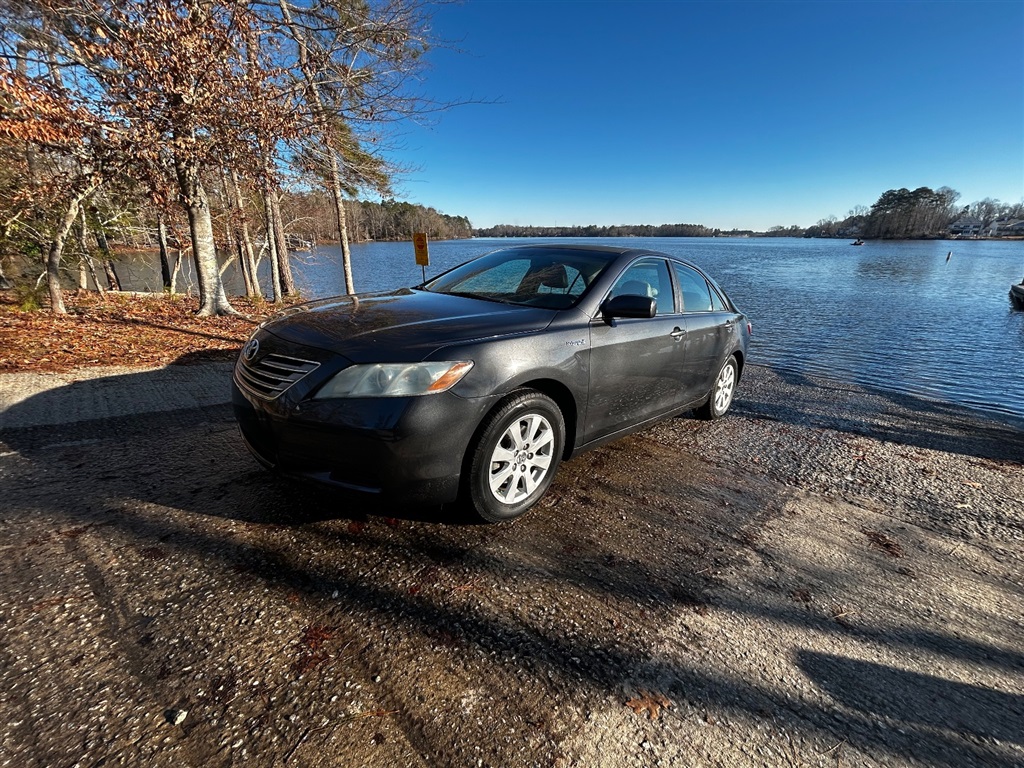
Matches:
[670,327,686,341]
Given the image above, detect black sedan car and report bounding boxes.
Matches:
[232,244,751,522]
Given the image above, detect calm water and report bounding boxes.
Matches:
[127,237,1024,418]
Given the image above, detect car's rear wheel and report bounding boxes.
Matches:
[465,390,565,522]
[697,355,738,420]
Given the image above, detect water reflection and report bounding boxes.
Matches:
[854,249,936,283]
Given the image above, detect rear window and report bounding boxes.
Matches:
[673,263,714,312]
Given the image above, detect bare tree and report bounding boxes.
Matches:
[2,0,465,308]
[2,0,301,314]
[228,168,262,300]
[269,0,446,294]
[0,51,108,312]
[96,0,296,314]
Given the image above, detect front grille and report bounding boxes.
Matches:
[235,353,321,400]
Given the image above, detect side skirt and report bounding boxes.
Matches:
[566,397,707,460]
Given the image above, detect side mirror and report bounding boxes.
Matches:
[602,294,656,320]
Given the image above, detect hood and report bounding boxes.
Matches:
[261,288,555,362]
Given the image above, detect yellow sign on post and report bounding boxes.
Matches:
[413,232,429,266]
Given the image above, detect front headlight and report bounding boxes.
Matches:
[312,361,474,399]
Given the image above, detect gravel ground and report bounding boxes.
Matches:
[0,362,1021,767]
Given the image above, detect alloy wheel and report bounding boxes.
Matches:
[714,361,736,414]
[487,413,555,504]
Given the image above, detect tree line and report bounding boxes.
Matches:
[475,223,719,238]
[0,0,464,314]
[478,187,1022,243]
[801,188,1023,240]
[279,195,472,244]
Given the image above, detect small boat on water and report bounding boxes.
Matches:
[1011,280,1024,309]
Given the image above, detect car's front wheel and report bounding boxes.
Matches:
[465,390,565,522]
[697,355,739,420]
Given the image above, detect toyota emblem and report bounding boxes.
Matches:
[243,338,260,361]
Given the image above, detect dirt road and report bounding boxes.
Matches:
[1,362,1021,767]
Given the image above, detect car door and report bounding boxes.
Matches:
[672,262,730,403]
[585,258,685,442]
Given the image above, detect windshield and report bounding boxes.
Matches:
[422,248,615,309]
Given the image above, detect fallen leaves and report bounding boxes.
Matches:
[860,528,904,558]
[790,588,813,604]
[292,623,336,676]
[625,690,672,719]
[0,291,283,373]
[830,605,858,629]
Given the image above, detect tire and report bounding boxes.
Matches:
[465,390,565,522]
[696,355,738,420]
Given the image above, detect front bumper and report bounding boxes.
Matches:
[231,377,498,505]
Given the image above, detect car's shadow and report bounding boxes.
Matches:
[0,353,482,528]
[3,356,1023,532]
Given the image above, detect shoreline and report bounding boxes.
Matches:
[98,233,1024,252]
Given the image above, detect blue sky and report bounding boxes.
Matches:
[386,0,1024,231]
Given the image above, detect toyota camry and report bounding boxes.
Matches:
[232,244,751,521]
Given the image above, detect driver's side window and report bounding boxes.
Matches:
[610,259,674,315]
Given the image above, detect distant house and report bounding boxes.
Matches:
[949,217,982,236]
[990,218,1024,236]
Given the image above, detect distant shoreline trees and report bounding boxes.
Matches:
[279,195,472,244]
[800,186,963,240]
[474,223,719,238]
[479,187,1023,242]
[802,189,1024,240]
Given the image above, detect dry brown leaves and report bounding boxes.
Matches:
[0,68,95,146]
[0,291,284,373]
[625,690,672,719]
[860,528,905,558]
[292,623,337,676]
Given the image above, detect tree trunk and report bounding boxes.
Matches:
[94,228,121,291]
[226,195,252,299]
[101,261,119,290]
[223,219,236,274]
[46,197,85,313]
[328,154,355,295]
[229,169,261,300]
[171,251,182,294]
[262,186,282,303]
[175,158,236,316]
[77,211,89,290]
[275,0,354,295]
[270,190,295,296]
[157,213,173,290]
[78,208,104,294]
[218,167,252,297]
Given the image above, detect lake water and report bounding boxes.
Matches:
[126,237,1024,419]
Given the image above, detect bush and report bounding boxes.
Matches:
[11,281,46,312]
